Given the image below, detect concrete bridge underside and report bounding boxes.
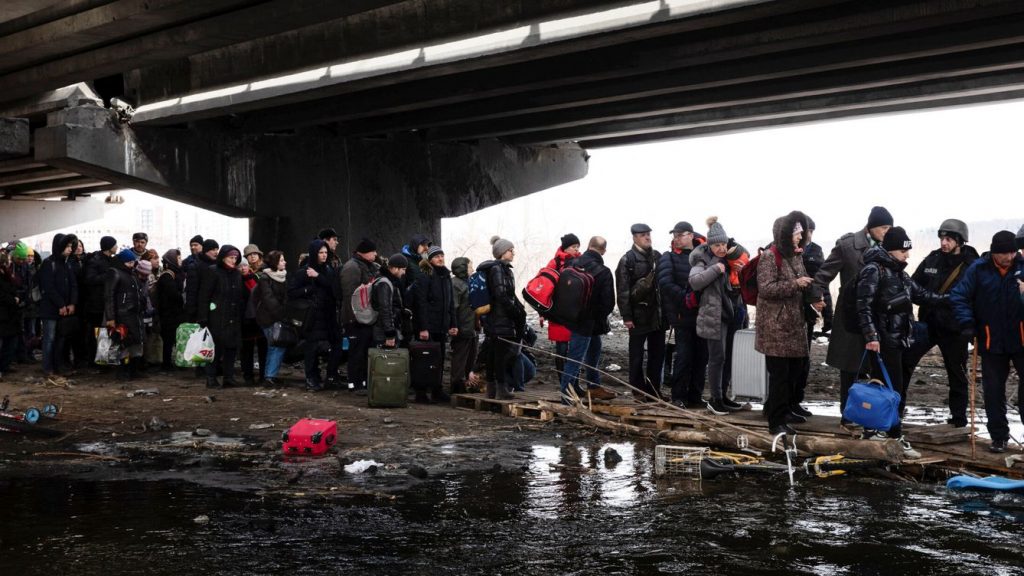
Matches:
[3,0,1024,253]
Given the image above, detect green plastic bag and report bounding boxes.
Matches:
[174,323,201,368]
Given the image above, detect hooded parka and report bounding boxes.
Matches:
[196,245,246,348]
[755,211,813,358]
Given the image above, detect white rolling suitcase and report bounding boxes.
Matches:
[730,328,767,401]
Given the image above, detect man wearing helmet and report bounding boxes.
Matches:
[900,219,979,427]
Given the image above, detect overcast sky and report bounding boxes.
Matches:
[444,100,1024,276]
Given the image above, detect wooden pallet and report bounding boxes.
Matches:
[451,391,558,422]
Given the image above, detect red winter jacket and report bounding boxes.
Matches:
[545,247,579,342]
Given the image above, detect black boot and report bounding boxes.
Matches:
[206,377,222,389]
[430,386,451,404]
[485,381,496,400]
[495,381,514,400]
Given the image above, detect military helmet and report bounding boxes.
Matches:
[938,218,968,243]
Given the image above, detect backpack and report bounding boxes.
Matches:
[547,265,594,326]
[522,267,560,314]
[468,270,491,316]
[739,245,780,306]
[351,277,381,325]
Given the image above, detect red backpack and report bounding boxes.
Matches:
[739,245,781,306]
[522,267,561,314]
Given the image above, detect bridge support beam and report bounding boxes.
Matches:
[31,105,589,258]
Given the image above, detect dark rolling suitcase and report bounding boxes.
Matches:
[409,340,442,391]
[368,348,410,408]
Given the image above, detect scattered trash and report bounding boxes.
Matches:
[344,459,381,474]
[249,423,273,430]
[203,396,215,403]
[127,388,159,398]
[606,363,622,372]
[145,417,169,432]
[253,391,277,398]
[193,515,210,525]
[193,428,212,437]
[815,336,829,345]
[383,417,394,424]
[930,374,940,378]
[162,398,174,402]
[229,417,240,422]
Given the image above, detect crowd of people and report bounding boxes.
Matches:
[1,209,1022,456]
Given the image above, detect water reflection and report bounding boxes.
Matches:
[2,438,1024,575]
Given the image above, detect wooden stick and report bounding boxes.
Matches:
[970,337,979,461]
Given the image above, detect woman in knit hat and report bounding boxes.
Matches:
[689,217,745,415]
[854,226,944,458]
[196,245,246,389]
[105,248,145,380]
[542,233,581,386]
[475,235,526,399]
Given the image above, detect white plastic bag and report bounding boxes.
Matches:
[94,328,125,366]
[183,327,215,365]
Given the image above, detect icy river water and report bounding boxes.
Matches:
[3,431,1024,576]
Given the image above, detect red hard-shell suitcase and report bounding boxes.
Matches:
[281,418,337,456]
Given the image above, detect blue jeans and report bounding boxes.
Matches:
[262,327,287,378]
[41,319,59,374]
[506,353,537,391]
[560,332,602,395]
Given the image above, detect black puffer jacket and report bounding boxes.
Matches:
[856,246,945,350]
[911,244,980,334]
[571,249,615,337]
[287,239,336,339]
[480,259,525,338]
[413,261,456,335]
[81,251,115,322]
[196,246,246,348]
[657,246,699,327]
[615,245,662,333]
[104,260,145,347]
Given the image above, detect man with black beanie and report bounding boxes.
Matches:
[901,219,979,427]
[855,226,944,459]
[339,238,380,392]
[950,230,1024,453]
[318,228,341,268]
[812,206,894,423]
[185,239,219,323]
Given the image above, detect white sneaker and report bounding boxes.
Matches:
[898,437,921,459]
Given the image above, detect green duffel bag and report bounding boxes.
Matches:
[174,322,201,368]
[368,347,410,408]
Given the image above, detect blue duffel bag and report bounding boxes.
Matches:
[842,351,901,431]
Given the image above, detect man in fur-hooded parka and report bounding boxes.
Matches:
[755,211,816,358]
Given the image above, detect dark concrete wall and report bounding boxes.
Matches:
[247,134,588,261]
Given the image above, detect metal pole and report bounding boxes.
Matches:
[970,337,978,461]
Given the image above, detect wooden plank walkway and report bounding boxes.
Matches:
[451,386,1024,478]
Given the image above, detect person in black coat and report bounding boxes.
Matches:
[156,249,185,371]
[287,239,337,391]
[0,252,21,377]
[104,249,145,379]
[615,223,666,400]
[899,220,980,427]
[558,237,616,403]
[196,245,246,388]
[856,227,943,456]
[184,239,218,323]
[82,236,119,366]
[657,222,708,407]
[479,236,526,400]
[412,245,458,402]
[38,233,79,376]
[254,250,289,386]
